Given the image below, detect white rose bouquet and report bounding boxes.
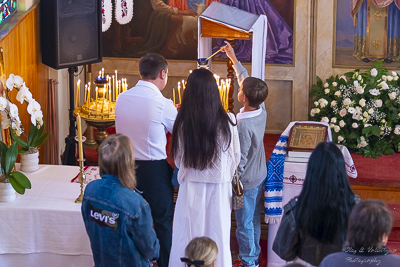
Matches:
[310,61,400,158]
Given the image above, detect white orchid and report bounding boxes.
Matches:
[1,117,10,129]
[370,68,378,77]
[6,74,24,91]
[31,109,43,126]
[16,83,33,104]
[9,103,19,118]
[27,100,41,115]
[0,97,8,111]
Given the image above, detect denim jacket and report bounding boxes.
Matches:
[81,174,159,267]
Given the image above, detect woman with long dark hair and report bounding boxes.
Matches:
[168,68,239,267]
[273,142,357,266]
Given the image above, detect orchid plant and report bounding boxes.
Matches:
[310,61,400,158]
[1,74,49,154]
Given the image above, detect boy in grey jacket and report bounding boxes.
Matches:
[222,42,268,267]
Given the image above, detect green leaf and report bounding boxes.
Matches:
[10,129,28,150]
[8,176,25,194]
[349,132,358,139]
[362,127,372,135]
[31,132,49,147]
[10,171,31,189]
[4,142,17,174]
[371,126,381,137]
[0,141,8,169]
[27,123,38,147]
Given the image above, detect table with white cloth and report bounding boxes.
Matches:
[0,164,93,267]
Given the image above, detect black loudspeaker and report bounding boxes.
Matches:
[40,0,102,70]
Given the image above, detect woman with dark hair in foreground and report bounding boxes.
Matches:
[273,142,357,266]
[169,68,239,267]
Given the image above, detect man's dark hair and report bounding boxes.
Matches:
[347,199,392,248]
[139,53,168,80]
[242,77,268,107]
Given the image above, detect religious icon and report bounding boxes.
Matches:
[335,0,400,67]
[102,0,294,64]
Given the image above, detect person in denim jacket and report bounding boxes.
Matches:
[81,134,160,267]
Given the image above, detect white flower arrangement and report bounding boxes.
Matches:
[1,74,48,154]
[310,61,400,157]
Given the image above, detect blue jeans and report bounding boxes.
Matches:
[235,181,264,266]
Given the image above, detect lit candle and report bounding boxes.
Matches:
[87,83,91,105]
[95,87,98,102]
[112,75,115,101]
[101,68,104,78]
[76,113,84,161]
[178,87,181,104]
[173,88,176,105]
[75,79,80,109]
[84,84,88,106]
[182,80,185,90]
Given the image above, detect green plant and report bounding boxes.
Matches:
[310,61,400,158]
[0,141,31,194]
[10,122,49,154]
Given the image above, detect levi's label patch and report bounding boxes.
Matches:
[89,203,120,230]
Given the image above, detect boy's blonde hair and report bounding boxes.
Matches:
[182,237,218,267]
[98,133,136,191]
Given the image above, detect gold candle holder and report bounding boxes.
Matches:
[75,159,86,203]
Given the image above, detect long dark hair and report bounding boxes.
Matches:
[171,68,235,170]
[294,142,356,243]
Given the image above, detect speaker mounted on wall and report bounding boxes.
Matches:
[40,0,102,70]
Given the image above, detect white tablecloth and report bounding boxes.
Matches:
[0,164,93,267]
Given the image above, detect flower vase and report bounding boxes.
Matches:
[0,181,16,202]
[20,151,39,172]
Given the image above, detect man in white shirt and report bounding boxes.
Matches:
[115,53,177,267]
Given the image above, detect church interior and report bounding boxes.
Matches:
[0,0,399,266]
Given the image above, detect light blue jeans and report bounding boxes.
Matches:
[234,181,264,267]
